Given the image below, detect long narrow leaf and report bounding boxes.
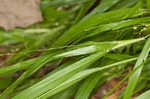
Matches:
[52,8,144,47]
[12,38,144,99]
[136,89,150,99]
[84,0,121,19]
[123,37,150,99]
[37,58,137,99]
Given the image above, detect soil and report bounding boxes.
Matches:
[0,0,43,30]
[91,77,128,99]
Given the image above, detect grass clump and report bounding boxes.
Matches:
[0,0,150,99]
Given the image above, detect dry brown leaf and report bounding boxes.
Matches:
[0,46,10,65]
[0,0,43,30]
